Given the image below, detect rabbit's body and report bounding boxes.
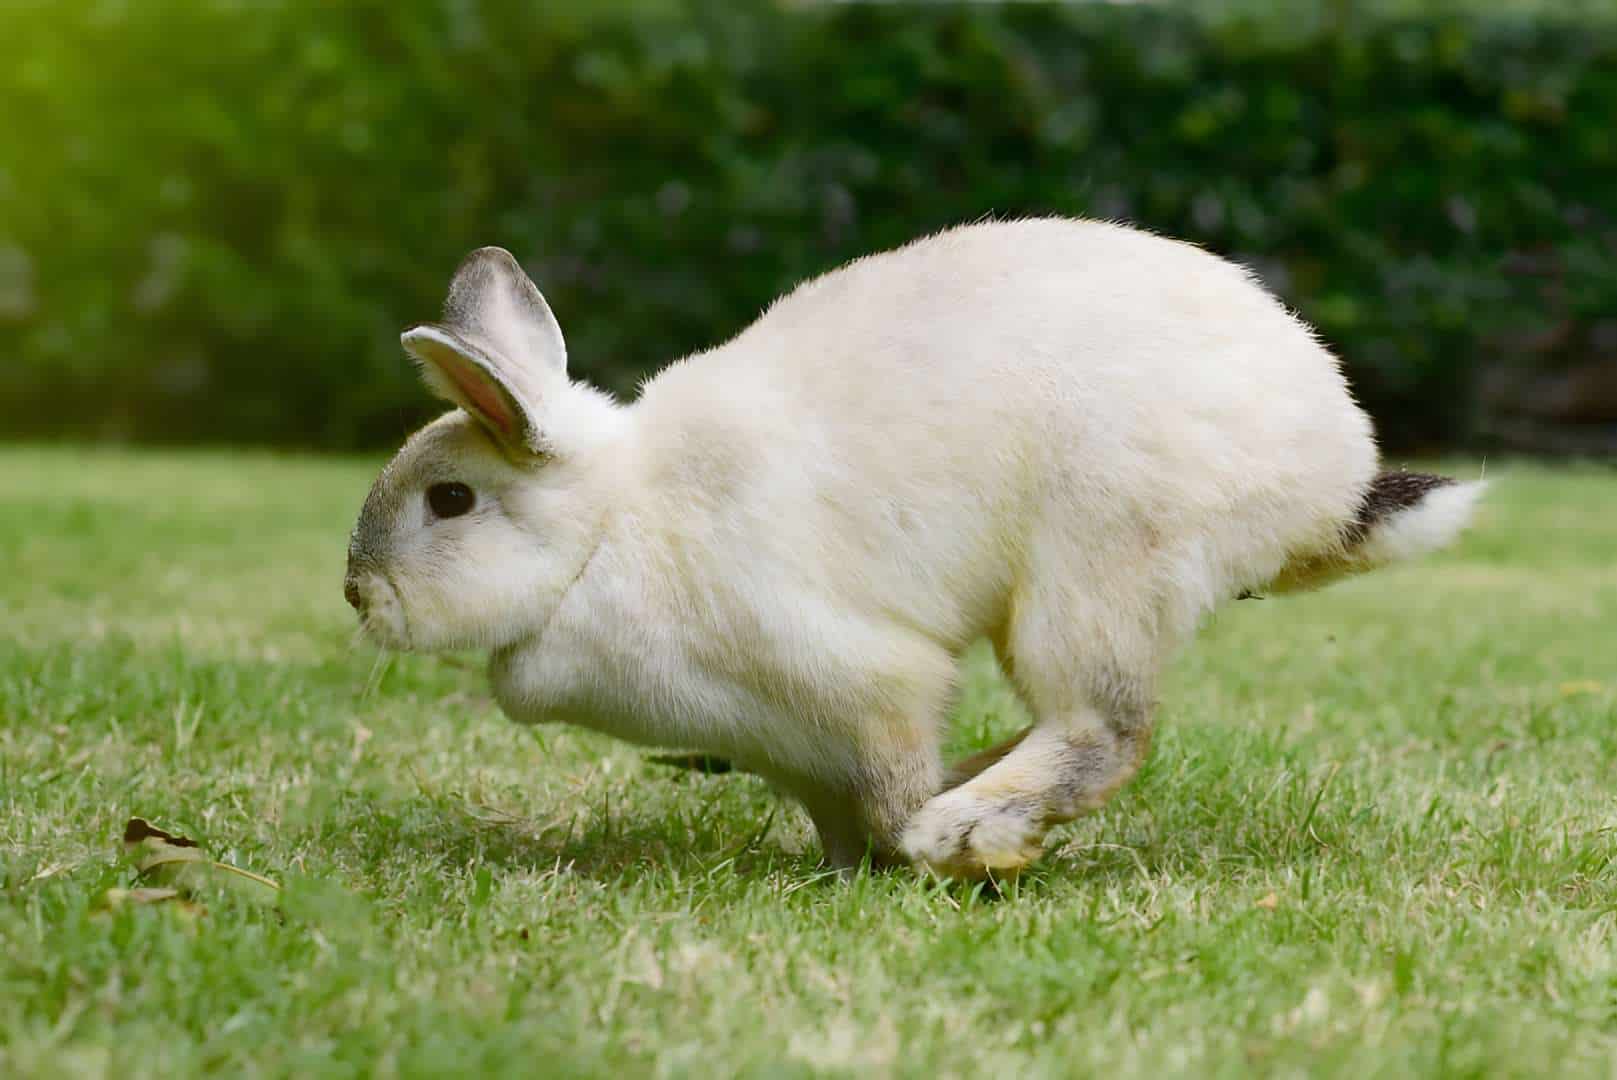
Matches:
[348,218,1482,877]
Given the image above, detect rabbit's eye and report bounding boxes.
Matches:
[426,482,475,519]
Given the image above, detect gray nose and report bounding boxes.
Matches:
[343,577,364,611]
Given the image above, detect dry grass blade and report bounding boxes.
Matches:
[96,887,205,918]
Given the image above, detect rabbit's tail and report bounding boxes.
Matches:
[1267,471,1485,594]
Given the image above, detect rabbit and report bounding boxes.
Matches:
[344,218,1483,879]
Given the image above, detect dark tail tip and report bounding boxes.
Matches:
[1344,470,1457,546]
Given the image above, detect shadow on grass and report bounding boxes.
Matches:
[320,782,821,889]
[315,766,1360,906]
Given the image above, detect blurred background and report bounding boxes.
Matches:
[2,0,1614,456]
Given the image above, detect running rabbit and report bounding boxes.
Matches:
[345,219,1482,878]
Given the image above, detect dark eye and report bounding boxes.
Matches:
[426,482,475,519]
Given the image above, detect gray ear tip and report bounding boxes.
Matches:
[457,246,522,276]
[446,247,541,318]
[433,246,565,375]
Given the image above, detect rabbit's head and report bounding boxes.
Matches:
[345,248,624,652]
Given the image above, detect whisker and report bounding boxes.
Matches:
[359,641,394,701]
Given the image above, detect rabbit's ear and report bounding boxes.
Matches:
[402,324,545,455]
[401,247,566,456]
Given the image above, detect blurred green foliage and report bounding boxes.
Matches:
[2,0,1614,449]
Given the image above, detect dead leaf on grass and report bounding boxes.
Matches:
[1255,892,1280,910]
[120,817,281,903]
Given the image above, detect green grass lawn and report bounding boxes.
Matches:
[2,446,1614,1077]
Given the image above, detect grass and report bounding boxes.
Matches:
[1,445,1615,1078]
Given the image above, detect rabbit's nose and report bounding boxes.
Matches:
[343,577,365,611]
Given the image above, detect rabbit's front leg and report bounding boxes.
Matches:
[798,757,940,872]
[745,626,954,872]
[799,793,896,872]
[781,696,947,873]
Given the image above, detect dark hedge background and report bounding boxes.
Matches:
[3,1,1615,451]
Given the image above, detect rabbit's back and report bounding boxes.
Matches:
[631,217,1375,649]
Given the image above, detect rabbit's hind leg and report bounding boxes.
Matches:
[900,582,1160,879]
[900,706,1153,878]
[940,726,1033,790]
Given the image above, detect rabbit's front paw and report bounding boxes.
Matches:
[900,788,1045,880]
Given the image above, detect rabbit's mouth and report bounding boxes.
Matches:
[348,571,411,650]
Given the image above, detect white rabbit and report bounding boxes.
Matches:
[345,218,1482,878]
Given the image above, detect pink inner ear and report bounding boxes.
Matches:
[444,357,516,438]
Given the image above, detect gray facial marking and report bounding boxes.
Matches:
[347,412,484,571]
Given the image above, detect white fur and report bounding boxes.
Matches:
[347,218,1480,877]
